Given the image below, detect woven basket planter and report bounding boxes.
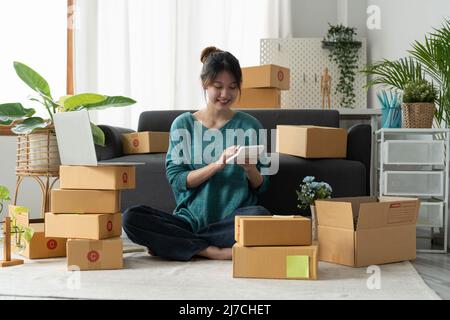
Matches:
[402,103,435,128]
[16,127,60,176]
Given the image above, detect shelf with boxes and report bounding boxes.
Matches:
[375,128,450,253]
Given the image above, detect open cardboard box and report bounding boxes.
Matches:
[9,206,66,259]
[235,215,311,246]
[315,196,420,267]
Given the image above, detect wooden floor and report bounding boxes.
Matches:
[413,252,450,300]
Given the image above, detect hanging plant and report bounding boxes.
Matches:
[322,23,361,108]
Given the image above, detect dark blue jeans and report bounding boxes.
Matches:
[122,205,271,261]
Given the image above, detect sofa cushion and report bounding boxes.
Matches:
[102,153,366,215]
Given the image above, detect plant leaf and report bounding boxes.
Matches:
[0,185,11,201]
[91,122,105,146]
[11,117,49,135]
[14,62,52,98]
[0,103,36,123]
[80,96,137,110]
[63,93,107,111]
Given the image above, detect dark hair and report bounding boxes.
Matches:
[200,46,242,92]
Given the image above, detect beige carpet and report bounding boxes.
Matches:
[0,245,440,300]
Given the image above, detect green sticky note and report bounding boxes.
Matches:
[286,255,309,279]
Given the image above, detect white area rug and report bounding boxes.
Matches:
[0,246,440,300]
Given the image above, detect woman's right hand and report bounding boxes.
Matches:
[215,145,240,169]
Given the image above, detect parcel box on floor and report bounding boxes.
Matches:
[233,243,318,280]
[241,64,290,90]
[276,125,347,158]
[232,88,281,109]
[51,189,120,214]
[122,131,170,154]
[235,216,311,246]
[45,212,122,240]
[67,237,123,271]
[9,206,66,259]
[59,165,135,190]
[315,196,420,267]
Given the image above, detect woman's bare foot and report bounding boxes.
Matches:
[197,246,232,260]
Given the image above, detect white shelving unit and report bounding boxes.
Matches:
[376,129,449,253]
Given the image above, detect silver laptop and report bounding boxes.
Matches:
[54,110,144,166]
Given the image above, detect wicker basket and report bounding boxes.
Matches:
[16,128,60,176]
[402,103,435,128]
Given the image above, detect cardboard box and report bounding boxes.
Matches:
[276,125,348,158]
[51,189,120,214]
[67,237,123,271]
[9,206,66,259]
[233,243,318,280]
[232,88,281,109]
[235,215,311,246]
[122,131,170,154]
[242,64,290,90]
[315,196,420,267]
[59,165,135,190]
[45,212,122,240]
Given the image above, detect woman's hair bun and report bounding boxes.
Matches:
[200,46,222,63]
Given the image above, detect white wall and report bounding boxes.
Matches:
[367,0,450,107]
[292,0,338,37]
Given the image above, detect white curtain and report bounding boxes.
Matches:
[74,0,292,129]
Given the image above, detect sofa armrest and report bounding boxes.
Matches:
[347,124,372,195]
[95,125,135,161]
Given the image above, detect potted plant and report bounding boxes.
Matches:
[322,23,362,108]
[0,186,33,252]
[0,62,136,173]
[296,176,332,241]
[362,20,449,128]
[401,80,438,128]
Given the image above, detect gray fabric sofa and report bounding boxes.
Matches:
[95,109,371,215]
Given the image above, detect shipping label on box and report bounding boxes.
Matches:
[45,212,122,240]
[51,189,120,214]
[67,237,123,271]
[276,125,347,159]
[233,243,318,280]
[232,88,281,109]
[242,64,290,90]
[315,196,420,267]
[235,215,311,246]
[122,131,170,154]
[60,165,135,190]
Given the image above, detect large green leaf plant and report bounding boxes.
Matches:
[362,20,450,127]
[0,62,136,146]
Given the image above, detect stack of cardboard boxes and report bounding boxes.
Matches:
[45,165,136,271]
[233,64,290,109]
[232,216,318,280]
